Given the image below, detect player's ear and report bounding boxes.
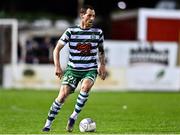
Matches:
[80,13,84,19]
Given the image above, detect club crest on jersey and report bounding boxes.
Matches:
[91,34,96,39]
[76,43,92,54]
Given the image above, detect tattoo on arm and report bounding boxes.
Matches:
[98,44,105,65]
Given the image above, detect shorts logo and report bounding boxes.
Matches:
[76,43,92,54]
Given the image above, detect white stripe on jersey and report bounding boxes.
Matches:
[69,49,97,54]
[71,35,100,39]
[58,39,66,46]
[69,55,97,61]
[68,62,97,68]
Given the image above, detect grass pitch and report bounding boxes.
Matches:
[1,88,180,134]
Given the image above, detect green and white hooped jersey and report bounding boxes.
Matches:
[58,25,104,71]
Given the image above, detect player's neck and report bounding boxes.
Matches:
[80,22,91,30]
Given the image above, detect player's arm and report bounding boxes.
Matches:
[98,43,107,80]
[53,41,64,79]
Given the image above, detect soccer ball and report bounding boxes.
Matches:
[79,118,96,132]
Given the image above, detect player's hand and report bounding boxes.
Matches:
[55,66,63,79]
[98,64,107,80]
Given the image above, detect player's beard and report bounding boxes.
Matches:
[86,21,93,28]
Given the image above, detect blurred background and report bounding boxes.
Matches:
[0,0,180,91]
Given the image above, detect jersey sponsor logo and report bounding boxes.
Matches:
[76,43,92,54]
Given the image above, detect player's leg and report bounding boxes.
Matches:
[43,69,79,132]
[42,85,71,132]
[66,70,97,132]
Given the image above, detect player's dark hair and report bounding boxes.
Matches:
[80,5,94,14]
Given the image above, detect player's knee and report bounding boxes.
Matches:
[81,85,91,92]
[56,94,65,103]
[57,94,67,103]
[59,97,66,103]
[81,79,94,90]
[57,86,70,103]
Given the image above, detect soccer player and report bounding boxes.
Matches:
[42,5,107,132]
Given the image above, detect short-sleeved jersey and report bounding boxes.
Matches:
[58,25,104,71]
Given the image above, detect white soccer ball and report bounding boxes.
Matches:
[79,118,96,132]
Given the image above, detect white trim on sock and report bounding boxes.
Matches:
[80,91,88,96]
[70,111,78,120]
[44,119,52,128]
